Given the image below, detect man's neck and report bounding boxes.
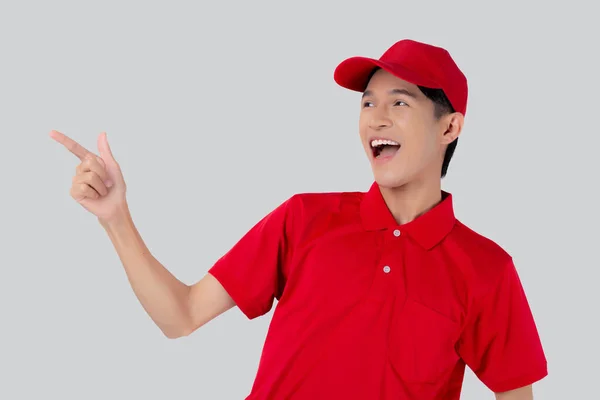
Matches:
[379,177,443,226]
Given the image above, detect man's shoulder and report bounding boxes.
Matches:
[452,219,512,261]
[286,189,364,216]
[450,219,514,293]
[280,190,364,241]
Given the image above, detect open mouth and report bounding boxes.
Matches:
[371,139,401,159]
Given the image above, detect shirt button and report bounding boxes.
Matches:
[383,265,391,273]
[393,229,401,237]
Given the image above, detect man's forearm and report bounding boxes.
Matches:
[100,206,192,338]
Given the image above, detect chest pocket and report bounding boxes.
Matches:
[388,297,461,384]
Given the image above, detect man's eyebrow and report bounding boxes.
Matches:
[362,88,419,99]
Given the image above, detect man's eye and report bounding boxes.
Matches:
[362,101,374,108]
[394,100,407,106]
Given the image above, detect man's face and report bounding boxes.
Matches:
[359,69,456,189]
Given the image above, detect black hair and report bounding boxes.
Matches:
[366,67,458,178]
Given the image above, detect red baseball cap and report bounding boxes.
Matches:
[334,39,468,116]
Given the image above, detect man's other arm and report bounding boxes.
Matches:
[495,384,533,400]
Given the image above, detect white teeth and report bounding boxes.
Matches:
[370,139,400,148]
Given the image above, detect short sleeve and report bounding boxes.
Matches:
[208,196,296,320]
[456,258,548,393]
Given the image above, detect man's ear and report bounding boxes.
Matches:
[440,112,464,145]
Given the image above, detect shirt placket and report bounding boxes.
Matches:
[367,228,406,303]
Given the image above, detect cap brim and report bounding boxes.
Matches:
[334,57,440,92]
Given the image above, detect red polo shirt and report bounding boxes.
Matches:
[209,182,548,399]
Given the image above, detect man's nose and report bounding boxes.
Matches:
[369,113,392,129]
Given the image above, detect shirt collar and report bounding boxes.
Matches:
[359,181,456,249]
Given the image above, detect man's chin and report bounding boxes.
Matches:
[372,173,409,189]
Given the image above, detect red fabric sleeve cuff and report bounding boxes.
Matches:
[486,363,548,393]
[208,266,261,320]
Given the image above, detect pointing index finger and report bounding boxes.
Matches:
[49,130,93,160]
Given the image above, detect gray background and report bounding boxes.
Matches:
[1,1,598,398]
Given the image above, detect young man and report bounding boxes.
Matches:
[51,39,547,399]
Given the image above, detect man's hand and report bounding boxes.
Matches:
[50,130,128,224]
[495,385,533,400]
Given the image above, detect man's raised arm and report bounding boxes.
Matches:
[51,130,235,338]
